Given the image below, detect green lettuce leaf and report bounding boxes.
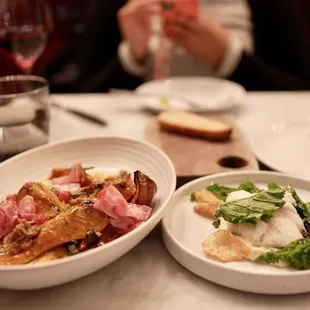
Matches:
[207,181,262,201]
[237,181,262,193]
[286,185,310,223]
[267,182,282,190]
[213,188,286,228]
[207,184,236,201]
[258,238,310,270]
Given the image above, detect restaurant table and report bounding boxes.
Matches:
[1,92,310,310]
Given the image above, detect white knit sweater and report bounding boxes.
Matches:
[118,0,253,79]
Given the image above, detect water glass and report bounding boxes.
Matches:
[0,75,50,161]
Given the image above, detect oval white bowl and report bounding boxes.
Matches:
[0,136,176,290]
[162,171,310,295]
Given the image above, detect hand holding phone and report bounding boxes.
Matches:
[161,0,199,20]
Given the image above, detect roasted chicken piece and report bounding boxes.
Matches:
[5,223,40,255]
[69,183,105,206]
[16,182,67,218]
[131,171,157,206]
[49,167,70,179]
[69,171,138,205]
[0,205,108,265]
[104,171,136,201]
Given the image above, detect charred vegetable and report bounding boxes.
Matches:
[131,171,157,206]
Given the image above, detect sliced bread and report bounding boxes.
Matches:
[157,110,233,140]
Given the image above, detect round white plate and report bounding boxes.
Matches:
[136,77,246,113]
[0,136,176,290]
[162,171,310,295]
[252,119,310,179]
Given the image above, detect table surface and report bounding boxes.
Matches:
[1,92,310,310]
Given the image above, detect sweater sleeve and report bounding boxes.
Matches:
[118,41,147,77]
[204,0,254,78]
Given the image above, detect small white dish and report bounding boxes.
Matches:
[252,119,310,179]
[136,77,246,113]
[0,136,176,290]
[162,171,310,295]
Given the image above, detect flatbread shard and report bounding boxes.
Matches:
[194,189,222,204]
[194,202,219,219]
[193,189,223,219]
[202,230,253,262]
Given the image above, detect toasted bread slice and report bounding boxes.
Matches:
[157,111,232,140]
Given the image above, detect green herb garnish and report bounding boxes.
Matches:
[67,243,79,256]
[213,189,286,228]
[0,247,6,254]
[258,238,310,270]
[190,192,196,202]
[160,96,171,108]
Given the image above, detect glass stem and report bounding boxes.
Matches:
[22,67,32,75]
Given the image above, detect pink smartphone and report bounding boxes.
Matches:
[162,0,199,20]
[176,0,199,17]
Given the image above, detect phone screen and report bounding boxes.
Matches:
[162,0,199,19]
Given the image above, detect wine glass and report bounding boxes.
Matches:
[0,0,53,74]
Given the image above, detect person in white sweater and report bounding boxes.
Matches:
[118,0,253,80]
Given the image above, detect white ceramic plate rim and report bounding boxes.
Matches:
[0,136,176,271]
[251,119,310,174]
[136,76,246,112]
[162,170,310,277]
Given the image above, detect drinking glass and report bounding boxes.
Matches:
[0,75,50,162]
[0,0,53,74]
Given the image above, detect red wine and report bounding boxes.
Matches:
[0,25,47,71]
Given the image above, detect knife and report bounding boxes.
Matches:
[52,101,108,127]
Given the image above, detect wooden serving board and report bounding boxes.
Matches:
[145,115,259,182]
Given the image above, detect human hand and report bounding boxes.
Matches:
[118,0,162,63]
[164,14,230,71]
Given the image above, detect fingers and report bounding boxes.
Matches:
[171,13,199,31]
[164,13,199,39]
[165,24,189,41]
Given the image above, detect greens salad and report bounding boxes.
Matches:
[194,181,310,270]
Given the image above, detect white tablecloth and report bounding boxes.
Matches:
[1,92,310,310]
